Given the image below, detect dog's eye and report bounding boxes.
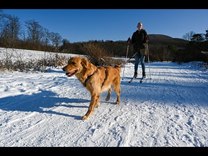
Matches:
[71,62,76,65]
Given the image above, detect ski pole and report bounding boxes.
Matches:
[122,44,130,80]
[146,43,151,79]
[126,52,137,63]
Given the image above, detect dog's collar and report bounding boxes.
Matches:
[83,69,98,87]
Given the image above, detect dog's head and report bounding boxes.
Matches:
[62,56,91,77]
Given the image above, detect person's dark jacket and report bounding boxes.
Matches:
[131,29,148,52]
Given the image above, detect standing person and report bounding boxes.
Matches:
[128,21,148,78]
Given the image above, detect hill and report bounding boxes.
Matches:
[149,34,188,46]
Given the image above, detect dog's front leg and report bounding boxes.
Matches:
[82,94,99,120]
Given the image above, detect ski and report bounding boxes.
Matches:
[140,77,144,83]
[128,77,135,83]
[129,77,145,83]
[139,77,146,83]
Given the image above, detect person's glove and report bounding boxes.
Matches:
[143,43,148,48]
[142,43,148,56]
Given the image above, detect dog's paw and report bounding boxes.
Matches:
[116,101,120,105]
[95,102,100,108]
[82,115,88,120]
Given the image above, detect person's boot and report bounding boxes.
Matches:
[134,72,137,78]
[142,72,146,78]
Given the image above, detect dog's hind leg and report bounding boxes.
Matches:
[113,79,120,105]
[114,87,120,105]
[105,88,112,101]
[82,94,99,120]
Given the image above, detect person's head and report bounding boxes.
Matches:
[137,22,143,30]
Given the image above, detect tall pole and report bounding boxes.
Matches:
[122,44,130,80]
[146,43,151,79]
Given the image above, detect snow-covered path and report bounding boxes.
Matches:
[0,60,208,147]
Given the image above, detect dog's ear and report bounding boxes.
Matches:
[81,58,90,68]
[67,56,72,64]
[67,59,70,64]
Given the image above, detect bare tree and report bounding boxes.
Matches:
[182,31,195,41]
[25,20,44,44]
[205,29,208,41]
[42,28,50,46]
[49,32,62,51]
[62,38,70,46]
[0,14,20,46]
[191,33,205,42]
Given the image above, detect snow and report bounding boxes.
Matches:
[0,48,208,147]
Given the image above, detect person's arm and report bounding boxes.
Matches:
[143,30,148,43]
[131,32,136,44]
[127,32,135,44]
[143,30,149,55]
[145,34,149,43]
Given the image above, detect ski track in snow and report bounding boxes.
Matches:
[0,49,208,147]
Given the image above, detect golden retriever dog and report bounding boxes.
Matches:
[62,56,121,120]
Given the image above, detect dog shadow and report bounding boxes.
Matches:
[0,90,90,120]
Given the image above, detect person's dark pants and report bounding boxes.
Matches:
[134,53,145,77]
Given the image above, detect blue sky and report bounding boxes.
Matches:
[2,9,208,43]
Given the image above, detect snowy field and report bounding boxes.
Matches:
[0,48,208,147]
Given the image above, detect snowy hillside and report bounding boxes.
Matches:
[0,48,208,147]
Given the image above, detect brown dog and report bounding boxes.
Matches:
[62,56,121,120]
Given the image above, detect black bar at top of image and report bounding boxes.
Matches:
[1,0,208,9]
